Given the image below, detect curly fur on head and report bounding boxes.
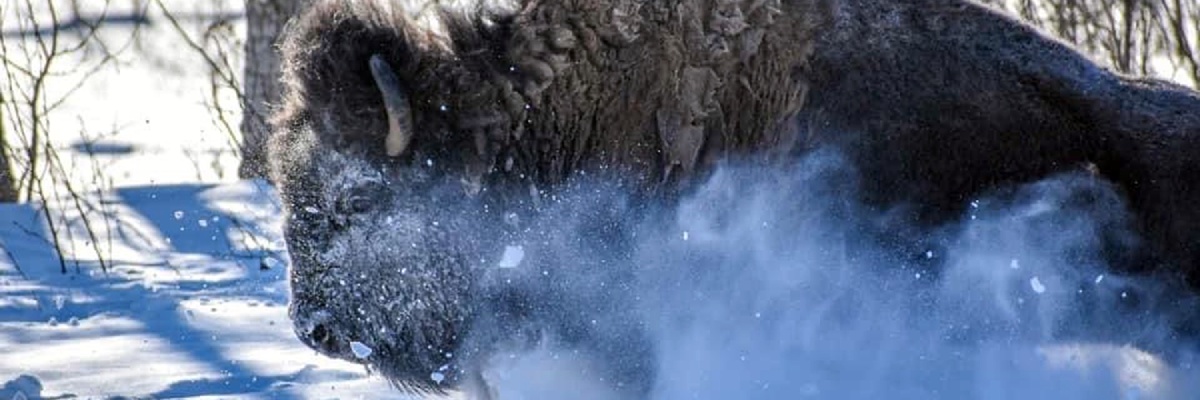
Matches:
[272,0,827,190]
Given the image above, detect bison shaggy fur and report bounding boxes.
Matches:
[267,0,1200,396]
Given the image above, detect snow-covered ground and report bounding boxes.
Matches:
[0,1,408,397]
[0,182,410,398]
[4,177,1200,399]
[2,1,1200,399]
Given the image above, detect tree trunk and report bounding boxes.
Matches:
[0,95,19,203]
[239,0,310,180]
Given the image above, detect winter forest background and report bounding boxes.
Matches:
[1,0,1199,398]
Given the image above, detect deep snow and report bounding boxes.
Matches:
[2,1,1200,399]
[6,169,1200,399]
[0,182,410,398]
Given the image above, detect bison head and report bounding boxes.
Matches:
[267,0,539,392]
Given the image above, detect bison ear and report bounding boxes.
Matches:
[368,54,414,157]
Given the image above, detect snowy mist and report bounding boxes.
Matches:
[475,149,1200,400]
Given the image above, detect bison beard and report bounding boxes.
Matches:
[267,0,1200,397]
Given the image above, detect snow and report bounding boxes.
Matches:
[1030,276,1046,293]
[0,182,424,399]
[350,341,374,359]
[497,245,525,269]
[1,1,1198,399]
[430,372,446,385]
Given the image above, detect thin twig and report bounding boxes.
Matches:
[154,0,249,155]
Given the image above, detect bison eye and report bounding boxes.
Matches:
[336,184,388,215]
[343,195,373,214]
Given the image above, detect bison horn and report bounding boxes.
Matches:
[369,54,414,157]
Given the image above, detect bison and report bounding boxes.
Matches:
[267,0,1200,397]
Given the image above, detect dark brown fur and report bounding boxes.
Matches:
[272,0,826,187]
[268,0,1200,395]
[798,0,1200,281]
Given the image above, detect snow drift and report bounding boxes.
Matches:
[477,150,1200,399]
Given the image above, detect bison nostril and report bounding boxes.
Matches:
[309,323,340,353]
[311,323,329,342]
